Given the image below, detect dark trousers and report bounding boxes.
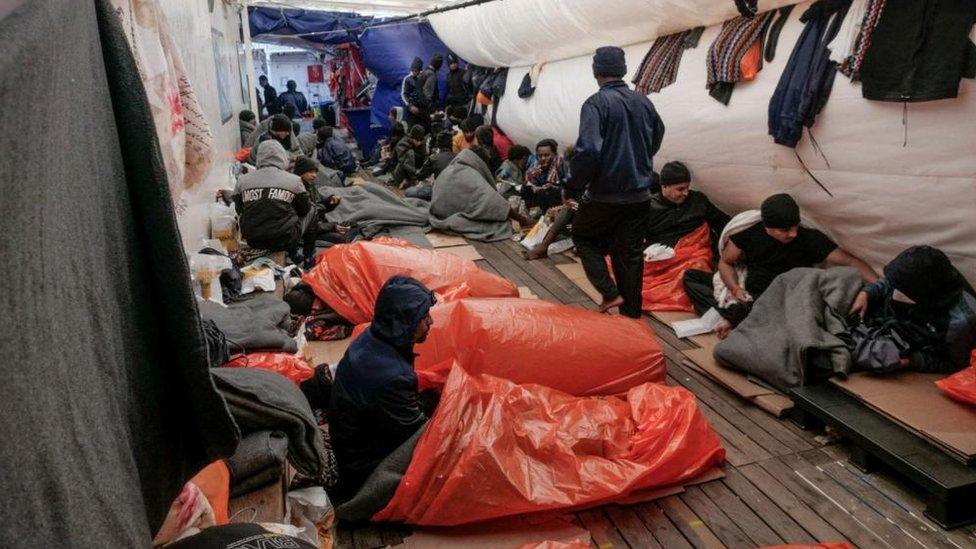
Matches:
[571,199,649,318]
[682,269,752,325]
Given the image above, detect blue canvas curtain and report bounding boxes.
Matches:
[360,20,456,128]
[248,7,371,45]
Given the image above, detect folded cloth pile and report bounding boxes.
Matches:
[199,294,297,353]
[226,431,289,498]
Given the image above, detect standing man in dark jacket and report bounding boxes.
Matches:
[568,46,666,318]
[329,275,436,502]
[445,53,471,108]
[278,79,309,115]
[417,54,444,115]
[259,75,281,116]
[402,57,428,130]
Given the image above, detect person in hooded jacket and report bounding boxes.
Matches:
[417,54,445,114]
[245,114,304,165]
[233,140,311,252]
[316,126,357,180]
[393,125,427,189]
[328,275,437,502]
[445,53,471,108]
[278,80,309,115]
[238,110,257,148]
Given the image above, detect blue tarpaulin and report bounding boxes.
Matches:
[248,7,371,45]
[360,20,454,129]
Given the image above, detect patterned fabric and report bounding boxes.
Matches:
[706,12,776,88]
[633,31,690,94]
[844,0,886,78]
[524,155,565,188]
[110,0,214,210]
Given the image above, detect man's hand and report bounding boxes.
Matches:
[408,106,420,115]
[336,224,350,235]
[731,286,750,303]
[715,319,733,340]
[328,195,341,206]
[849,290,869,319]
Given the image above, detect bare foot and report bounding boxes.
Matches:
[598,295,625,314]
[525,245,549,260]
[715,319,733,340]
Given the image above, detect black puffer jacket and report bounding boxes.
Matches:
[328,276,436,501]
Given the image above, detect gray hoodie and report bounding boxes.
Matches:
[233,141,310,251]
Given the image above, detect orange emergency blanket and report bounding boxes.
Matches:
[935,350,976,406]
[303,238,518,325]
[412,298,666,395]
[225,353,315,385]
[642,224,713,312]
[372,367,725,526]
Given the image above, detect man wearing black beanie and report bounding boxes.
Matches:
[647,160,729,249]
[710,193,877,337]
[402,57,428,129]
[566,46,666,318]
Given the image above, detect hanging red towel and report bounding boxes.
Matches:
[372,367,725,526]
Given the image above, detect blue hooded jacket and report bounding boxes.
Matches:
[328,275,436,498]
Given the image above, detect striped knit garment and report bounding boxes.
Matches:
[633,31,690,94]
[846,0,886,77]
[706,12,776,87]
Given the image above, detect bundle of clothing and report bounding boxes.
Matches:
[828,0,887,79]
[633,27,704,95]
[706,11,776,104]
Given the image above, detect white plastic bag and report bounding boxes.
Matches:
[190,253,232,305]
[240,264,276,294]
[286,487,335,549]
[209,202,237,239]
[520,217,573,255]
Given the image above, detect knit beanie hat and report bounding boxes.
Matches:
[316,126,334,141]
[447,53,459,64]
[660,161,691,186]
[436,131,454,149]
[409,124,426,140]
[312,118,327,130]
[292,156,318,176]
[270,114,292,132]
[460,116,479,132]
[592,46,627,78]
[761,193,800,229]
[410,57,423,71]
[430,54,444,70]
[883,245,961,305]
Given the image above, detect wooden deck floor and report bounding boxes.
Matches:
[336,238,976,549]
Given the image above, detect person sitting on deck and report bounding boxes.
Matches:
[316,126,357,180]
[496,144,531,197]
[475,125,502,174]
[411,131,457,197]
[647,161,729,250]
[233,140,310,255]
[521,138,567,215]
[848,245,976,374]
[393,125,428,190]
[245,114,304,165]
[684,193,878,339]
[328,275,437,502]
[238,110,257,147]
[293,157,348,266]
[452,116,481,153]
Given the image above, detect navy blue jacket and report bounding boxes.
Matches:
[317,137,357,176]
[568,80,665,203]
[328,276,435,499]
[401,73,425,111]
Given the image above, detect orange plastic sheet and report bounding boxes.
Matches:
[225,353,315,385]
[642,224,713,313]
[935,350,976,406]
[412,297,666,395]
[373,367,725,526]
[303,238,518,325]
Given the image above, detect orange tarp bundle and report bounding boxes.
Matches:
[224,352,315,385]
[303,238,518,325]
[411,297,667,395]
[373,367,725,526]
[935,350,976,406]
[642,224,713,313]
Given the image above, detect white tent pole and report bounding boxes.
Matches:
[241,0,260,115]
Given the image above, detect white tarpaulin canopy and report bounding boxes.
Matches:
[247,0,466,17]
[429,0,976,282]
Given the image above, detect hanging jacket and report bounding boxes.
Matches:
[328,276,436,500]
[233,141,310,251]
[859,0,976,102]
[568,80,665,203]
[768,0,848,148]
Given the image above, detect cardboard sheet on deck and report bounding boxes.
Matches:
[303,339,352,366]
[518,286,539,299]
[682,339,793,417]
[426,231,468,248]
[555,262,603,304]
[403,516,590,548]
[438,244,483,261]
[831,372,976,462]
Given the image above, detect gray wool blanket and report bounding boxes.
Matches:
[714,267,863,393]
[199,294,298,353]
[335,424,425,522]
[429,149,513,242]
[212,368,327,478]
[320,181,430,239]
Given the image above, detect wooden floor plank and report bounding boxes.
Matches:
[633,502,696,549]
[497,239,591,304]
[658,495,727,549]
[352,527,384,549]
[471,241,561,303]
[578,509,629,549]
[721,467,817,545]
[738,463,847,543]
[605,506,664,549]
[699,479,785,547]
[679,485,755,549]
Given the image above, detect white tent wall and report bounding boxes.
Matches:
[451,2,976,283]
[429,0,800,67]
[161,0,249,251]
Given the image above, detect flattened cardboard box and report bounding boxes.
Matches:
[832,372,976,462]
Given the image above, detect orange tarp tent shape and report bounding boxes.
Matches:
[302,238,518,325]
[373,367,726,526]
[411,297,667,395]
[642,224,713,312]
[935,350,976,406]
